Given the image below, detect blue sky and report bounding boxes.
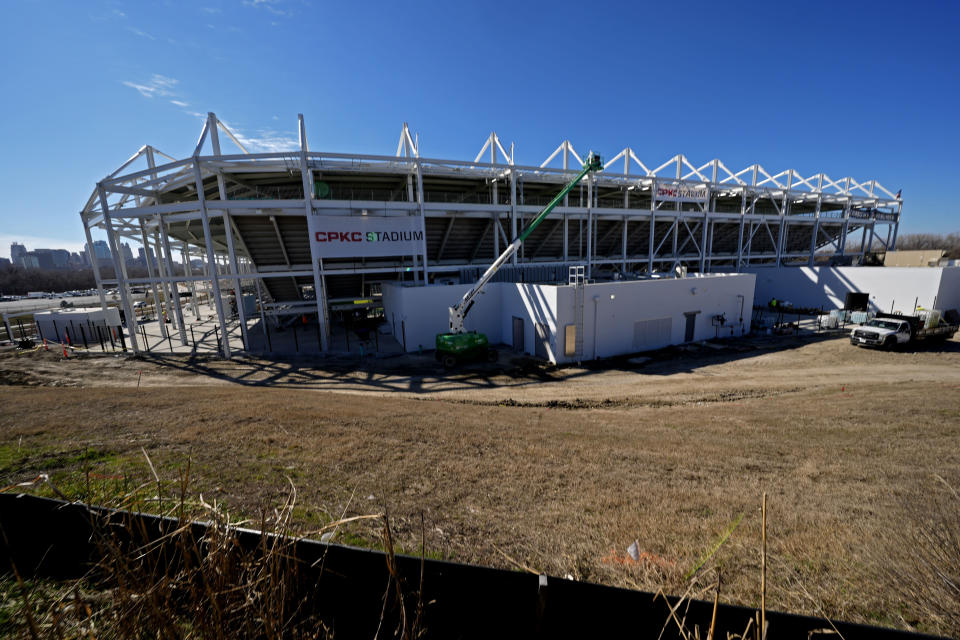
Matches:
[1,0,958,258]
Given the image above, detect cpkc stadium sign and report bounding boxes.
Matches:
[307,214,424,258]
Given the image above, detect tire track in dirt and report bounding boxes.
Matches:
[434,386,807,410]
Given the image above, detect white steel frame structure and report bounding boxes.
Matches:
[81,113,903,357]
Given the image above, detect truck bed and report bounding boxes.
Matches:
[915,324,959,340]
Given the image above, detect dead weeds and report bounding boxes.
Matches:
[1,337,959,635]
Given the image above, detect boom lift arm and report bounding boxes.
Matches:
[447,153,603,334]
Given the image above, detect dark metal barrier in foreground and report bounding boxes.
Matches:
[0,494,945,640]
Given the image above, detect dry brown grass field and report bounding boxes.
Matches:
[1,334,958,635]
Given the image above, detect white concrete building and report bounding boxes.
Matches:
[746,266,960,315]
[33,307,122,344]
[383,272,755,363]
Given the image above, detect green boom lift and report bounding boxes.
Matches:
[435,152,603,367]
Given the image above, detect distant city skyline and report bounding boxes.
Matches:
[0,235,87,261]
[7,240,89,270]
[3,239,173,271]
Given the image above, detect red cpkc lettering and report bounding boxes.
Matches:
[315,231,363,242]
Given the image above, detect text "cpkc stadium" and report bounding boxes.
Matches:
[313,230,425,243]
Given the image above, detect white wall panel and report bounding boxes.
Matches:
[384,274,755,364]
[746,266,957,314]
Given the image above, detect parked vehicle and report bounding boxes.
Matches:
[849,311,958,349]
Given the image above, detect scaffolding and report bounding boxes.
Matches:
[80,113,903,357]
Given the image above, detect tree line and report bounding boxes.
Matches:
[895,232,960,258]
[0,264,186,296]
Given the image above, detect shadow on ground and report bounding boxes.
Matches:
[127,329,951,394]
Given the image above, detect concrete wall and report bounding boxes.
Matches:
[883,250,946,267]
[383,274,755,363]
[500,284,560,359]
[745,266,959,314]
[552,274,755,363]
[33,307,122,343]
[936,267,960,312]
[381,283,502,352]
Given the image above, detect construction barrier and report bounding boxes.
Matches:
[0,494,946,640]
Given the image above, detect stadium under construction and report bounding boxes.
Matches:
[79,113,905,359]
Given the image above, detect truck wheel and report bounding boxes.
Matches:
[486,348,498,363]
[441,354,457,369]
[883,336,896,350]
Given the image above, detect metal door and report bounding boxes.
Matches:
[535,323,549,360]
[684,312,697,342]
[512,316,524,352]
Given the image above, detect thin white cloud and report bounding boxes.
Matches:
[121,77,292,154]
[200,7,222,14]
[122,74,179,99]
[126,26,156,40]
[218,120,298,153]
[242,0,292,17]
[232,130,299,153]
[90,8,126,22]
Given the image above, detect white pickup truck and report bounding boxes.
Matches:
[850,313,958,349]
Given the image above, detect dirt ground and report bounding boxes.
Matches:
[1,334,959,635]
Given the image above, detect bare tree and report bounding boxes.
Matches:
[895,232,960,259]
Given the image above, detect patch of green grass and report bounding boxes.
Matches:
[290,505,326,528]
[0,442,38,474]
[333,530,371,548]
[11,447,147,506]
[47,447,117,469]
[1,443,119,476]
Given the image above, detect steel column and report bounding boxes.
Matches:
[415,160,429,281]
[82,219,108,312]
[510,169,518,265]
[621,217,627,273]
[158,219,188,345]
[586,179,593,278]
[138,221,166,340]
[193,163,231,358]
[97,185,140,353]
[298,113,327,352]
[648,212,655,274]
[153,229,176,333]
